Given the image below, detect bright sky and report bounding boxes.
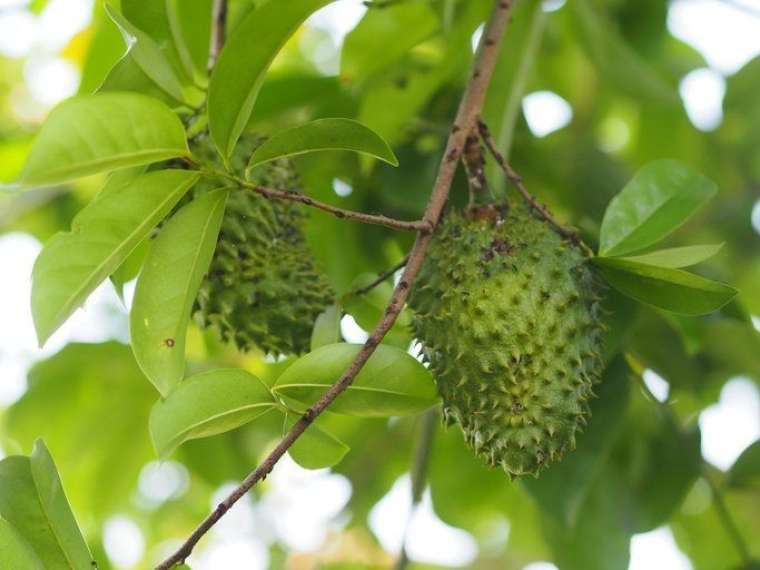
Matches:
[0,0,759,568]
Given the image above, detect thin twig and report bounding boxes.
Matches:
[249,183,431,232]
[156,2,515,567]
[208,0,228,72]
[463,127,492,207]
[209,170,430,232]
[343,256,410,299]
[478,119,595,257]
[395,409,438,570]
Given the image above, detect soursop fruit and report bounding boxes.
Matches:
[409,202,604,477]
[192,134,334,355]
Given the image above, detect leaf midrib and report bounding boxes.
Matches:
[31,465,78,569]
[29,149,187,185]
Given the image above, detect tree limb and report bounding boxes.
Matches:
[156,2,516,567]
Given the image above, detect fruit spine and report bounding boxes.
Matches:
[192,134,334,355]
[409,202,604,477]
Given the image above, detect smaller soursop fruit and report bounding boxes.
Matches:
[409,202,605,477]
[192,134,334,355]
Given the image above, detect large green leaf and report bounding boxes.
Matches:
[0,519,44,570]
[570,0,677,103]
[247,118,398,170]
[524,357,631,527]
[207,0,333,158]
[150,368,278,458]
[120,0,171,42]
[357,1,488,146]
[599,160,718,257]
[18,93,189,186]
[286,414,350,470]
[98,52,181,105]
[340,3,439,84]
[130,189,228,396]
[273,343,438,417]
[623,244,724,269]
[4,343,156,519]
[0,441,93,570]
[167,0,213,80]
[593,257,737,315]
[105,4,186,103]
[31,169,199,345]
[727,440,760,488]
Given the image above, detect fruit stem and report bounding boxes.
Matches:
[478,119,595,257]
[463,127,496,207]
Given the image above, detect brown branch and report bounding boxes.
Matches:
[209,0,227,72]
[478,119,595,257]
[156,2,515,568]
[210,169,429,232]
[246,182,431,233]
[343,256,410,298]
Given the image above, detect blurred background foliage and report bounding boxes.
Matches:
[0,0,759,569]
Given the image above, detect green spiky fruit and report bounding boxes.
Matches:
[192,134,334,355]
[409,202,604,477]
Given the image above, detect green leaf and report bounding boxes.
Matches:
[31,169,199,345]
[247,118,399,171]
[727,439,760,488]
[570,0,677,103]
[286,414,350,470]
[208,0,333,158]
[110,237,149,302]
[343,273,412,348]
[0,518,44,570]
[5,343,156,519]
[105,4,186,103]
[120,0,171,42]
[18,93,189,186]
[98,52,182,105]
[592,257,737,316]
[167,0,213,81]
[105,166,149,299]
[340,3,439,84]
[149,368,278,458]
[130,189,229,396]
[0,441,93,569]
[273,343,438,417]
[524,356,631,527]
[311,304,342,351]
[599,160,718,257]
[622,244,724,268]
